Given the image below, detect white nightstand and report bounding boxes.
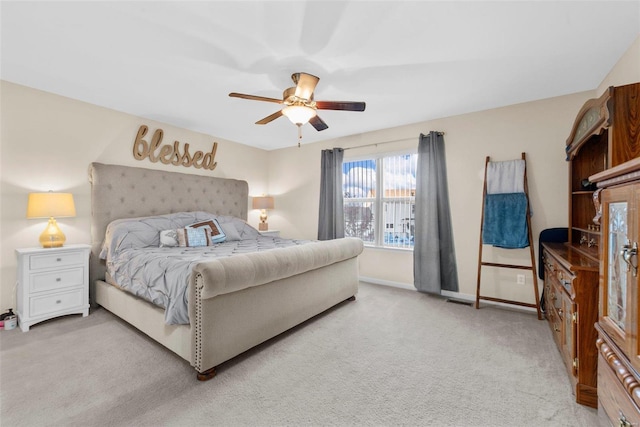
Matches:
[15,244,91,332]
[259,230,280,237]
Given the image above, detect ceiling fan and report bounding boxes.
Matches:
[229,72,366,146]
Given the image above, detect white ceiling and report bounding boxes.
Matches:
[2,1,639,150]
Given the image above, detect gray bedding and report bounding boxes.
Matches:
[100,211,313,324]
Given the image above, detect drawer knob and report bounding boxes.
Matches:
[56,258,62,262]
[618,411,631,427]
[56,300,61,304]
[56,278,61,282]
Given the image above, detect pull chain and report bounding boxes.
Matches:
[297,124,302,148]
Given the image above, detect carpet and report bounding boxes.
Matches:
[0,282,598,426]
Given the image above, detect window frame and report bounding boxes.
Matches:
[343,149,417,250]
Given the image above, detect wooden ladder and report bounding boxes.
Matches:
[475,152,542,320]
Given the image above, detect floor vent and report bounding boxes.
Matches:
[445,298,473,306]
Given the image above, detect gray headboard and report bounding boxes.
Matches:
[88,162,249,301]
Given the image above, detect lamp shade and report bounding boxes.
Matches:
[282,105,317,125]
[252,196,274,210]
[27,192,76,218]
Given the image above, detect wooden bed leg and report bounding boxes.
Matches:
[346,295,356,302]
[196,367,217,381]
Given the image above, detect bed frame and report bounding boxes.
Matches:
[88,162,361,379]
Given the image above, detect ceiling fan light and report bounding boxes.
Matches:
[282,105,316,125]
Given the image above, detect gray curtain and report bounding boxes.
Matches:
[318,148,345,240]
[414,132,459,294]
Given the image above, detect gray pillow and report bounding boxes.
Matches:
[219,222,242,241]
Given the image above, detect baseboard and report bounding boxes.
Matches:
[359,276,538,314]
[359,276,416,291]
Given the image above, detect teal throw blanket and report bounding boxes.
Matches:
[482,193,529,249]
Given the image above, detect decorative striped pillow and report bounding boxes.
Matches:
[187,219,226,243]
[176,227,212,247]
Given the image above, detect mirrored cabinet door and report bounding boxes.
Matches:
[601,186,632,351]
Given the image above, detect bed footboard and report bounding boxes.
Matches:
[191,257,359,376]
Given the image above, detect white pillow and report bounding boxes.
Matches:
[159,229,180,247]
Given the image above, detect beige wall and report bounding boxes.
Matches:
[0,81,269,311]
[268,92,592,303]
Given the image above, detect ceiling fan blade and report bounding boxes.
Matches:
[255,110,283,125]
[316,101,366,112]
[229,92,283,104]
[309,115,329,131]
[292,72,319,100]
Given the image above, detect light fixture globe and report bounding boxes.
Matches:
[282,105,316,125]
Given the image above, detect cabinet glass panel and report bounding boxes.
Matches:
[608,201,628,330]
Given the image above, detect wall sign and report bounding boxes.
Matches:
[132,125,218,170]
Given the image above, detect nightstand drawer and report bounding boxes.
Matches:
[30,268,84,293]
[29,288,84,317]
[30,251,84,270]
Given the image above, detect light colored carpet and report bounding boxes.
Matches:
[0,282,598,426]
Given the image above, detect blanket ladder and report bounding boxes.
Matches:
[475,152,542,320]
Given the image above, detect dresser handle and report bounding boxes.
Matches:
[621,242,638,277]
[618,411,631,427]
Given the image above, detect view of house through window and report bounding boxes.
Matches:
[343,152,417,249]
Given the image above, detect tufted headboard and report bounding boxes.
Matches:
[88,162,249,300]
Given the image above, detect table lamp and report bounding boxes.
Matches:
[252,196,274,231]
[27,192,76,248]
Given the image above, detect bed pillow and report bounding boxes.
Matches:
[101,211,223,259]
[176,227,212,247]
[159,229,180,247]
[187,219,226,243]
[218,222,242,241]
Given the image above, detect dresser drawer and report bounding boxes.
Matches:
[29,288,84,317]
[30,251,84,270]
[598,343,640,426]
[30,268,84,293]
[545,254,575,295]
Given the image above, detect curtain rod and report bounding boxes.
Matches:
[343,132,445,151]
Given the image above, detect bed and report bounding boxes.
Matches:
[88,162,363,380]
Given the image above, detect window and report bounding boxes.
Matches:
[343,152,417,249]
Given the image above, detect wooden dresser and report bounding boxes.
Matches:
[544,82,640,408]
[542,242,599,406]
[592,159,640,426]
